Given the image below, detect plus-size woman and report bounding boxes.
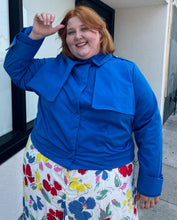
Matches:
[4,6,163,220]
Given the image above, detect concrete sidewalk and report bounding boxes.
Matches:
[138,110,177,219]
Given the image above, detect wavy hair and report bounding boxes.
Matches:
[58,6,114,59]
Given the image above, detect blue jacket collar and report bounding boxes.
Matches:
[27,52,112,102]
[65,52,113,67]
[91,53,113,66]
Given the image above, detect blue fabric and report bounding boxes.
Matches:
[3,27,163,197]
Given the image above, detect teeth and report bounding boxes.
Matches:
[77,42,86,47]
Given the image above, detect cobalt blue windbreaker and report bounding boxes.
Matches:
[3,27,163,197]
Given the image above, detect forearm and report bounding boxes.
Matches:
[135,108,163,197]
[133,63,163,197]
[4,27,45,90]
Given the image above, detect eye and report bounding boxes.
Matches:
[81,27,89,32]
[67,30,75,35]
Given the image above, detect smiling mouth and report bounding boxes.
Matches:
[76,42,87,47]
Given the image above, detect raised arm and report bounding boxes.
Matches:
[4,13,65,91]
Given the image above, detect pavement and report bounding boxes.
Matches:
[138,110,177,219]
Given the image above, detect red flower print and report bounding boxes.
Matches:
[47,209,64,220]
[118,164,133,177]
[23,164,35,186]
[78,169,87,175]
[134,195,137,215]
[134,207,137,215]
[43,174,62,196]
[134,195,137,205]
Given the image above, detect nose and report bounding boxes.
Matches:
[75,30,82,39]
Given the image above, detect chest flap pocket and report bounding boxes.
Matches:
[92,67,135,116]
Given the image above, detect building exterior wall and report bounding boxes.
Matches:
[114,4,170,117]
[0,149,24,219]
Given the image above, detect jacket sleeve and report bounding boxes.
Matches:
[132,63,163,197]
[3,26,46,91]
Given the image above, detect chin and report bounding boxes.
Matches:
[77,55,90,60]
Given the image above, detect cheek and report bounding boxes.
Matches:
[66,37,70,47]
[66,37,73,49]
[92,37,101,48]
[90,34,101,45]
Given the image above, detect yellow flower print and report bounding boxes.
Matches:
[123,190,133,211]
[69,177,91,193]
[24,193,28,201]
[123,200,127,206]
[36,153,49,163]
[35,171,42,191]
[27,138,30,146]
[24,138,30,153]
[66,171,70,178]
[129,203,133,211]
[126,190,131,199]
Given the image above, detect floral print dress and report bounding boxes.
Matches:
[23,137,138,220]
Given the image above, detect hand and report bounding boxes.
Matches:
[136,192,159,209]
[29,13,65,40]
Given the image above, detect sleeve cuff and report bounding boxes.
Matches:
[137,171,163,197]
[7,26,44,60]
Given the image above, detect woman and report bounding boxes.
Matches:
[4,6,163,220]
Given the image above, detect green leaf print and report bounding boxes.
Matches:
[30,214,36,220]
[96,189,108,200]
[123,217,130,220]
[41,188,51,203]
[105,203,112,217]
[95,181,100,190]
[62,194,67,200]
[99,209,105,220]
[31,185,37,190]
[114,175,122,187]
[30,144,34,149]
[41,217,46,220]
[112,199,121,208]
[99,204,112,220]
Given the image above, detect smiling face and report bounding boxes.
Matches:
[66,16,101,60]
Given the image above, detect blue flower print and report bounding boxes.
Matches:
[95,170,109,180]
[69,196,96,220]
[57,194,68,217]
[30,195,44,211]
[23,197,29,220]
[26,151,35,163]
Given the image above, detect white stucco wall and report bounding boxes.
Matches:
[0,1,74,219]
[114,4,170,115]
[23,0,75,123]
[0,150,24,220]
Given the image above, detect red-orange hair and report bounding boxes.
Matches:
[58,6,114,59]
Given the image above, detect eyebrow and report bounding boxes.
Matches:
[67,28,75,31]
[67,24,86,31]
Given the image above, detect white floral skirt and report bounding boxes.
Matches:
[23,136,138,220]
